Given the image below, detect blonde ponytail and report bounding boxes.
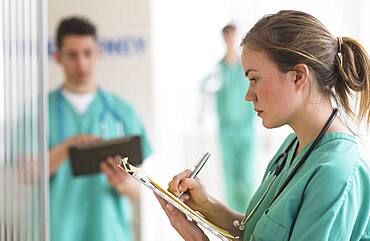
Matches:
[335,37,370,127]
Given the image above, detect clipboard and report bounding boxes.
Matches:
[69,135,143,176]
[117,158,239,241]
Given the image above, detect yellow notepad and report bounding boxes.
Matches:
[117,158,238,241]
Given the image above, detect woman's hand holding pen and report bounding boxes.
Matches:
[156,168,243,240]
[168,169,210,211]
[154,169,212,241]
[155,170,209,241]
[155,151,222,241]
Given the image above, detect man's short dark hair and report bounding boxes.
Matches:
[56,16,97,49]
[222,23,236,35]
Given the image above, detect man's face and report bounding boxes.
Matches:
[223,30,235,49]
[55,35,100,84]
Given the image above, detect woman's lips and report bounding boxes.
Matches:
[255,109,263,116]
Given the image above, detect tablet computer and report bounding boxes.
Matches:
[69,135,143,176]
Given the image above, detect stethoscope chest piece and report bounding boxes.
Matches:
[233,219,245,231]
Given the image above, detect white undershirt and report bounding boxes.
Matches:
[61,89,96,114]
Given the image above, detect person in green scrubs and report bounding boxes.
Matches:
[202,24,256,212]
[48,17,151,241]
[156,10,370,241]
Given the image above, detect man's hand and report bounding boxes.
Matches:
[49,134,100,176]
[100,156,139,200]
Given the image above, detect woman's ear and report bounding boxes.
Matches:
[292,64,310,90]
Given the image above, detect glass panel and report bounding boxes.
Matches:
[0,0,5,239]
[0,0,48,240]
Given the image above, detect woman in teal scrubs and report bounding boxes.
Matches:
[157,10,370,241]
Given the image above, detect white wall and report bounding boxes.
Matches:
[147,1,235,240]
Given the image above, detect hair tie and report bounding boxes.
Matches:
[337,37,344,67]
[336,37,348,81]
[337,37,343,53]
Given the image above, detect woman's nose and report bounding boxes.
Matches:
[245,86,256,102]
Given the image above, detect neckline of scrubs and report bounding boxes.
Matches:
[59,90,100,119]
[57,89,104,141]
[287,131,356,170]
[242,132,356,240]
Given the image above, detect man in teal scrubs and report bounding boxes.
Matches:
[202,24,256,212]
[48,17,151,241]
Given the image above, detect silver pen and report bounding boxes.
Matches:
[178,152,210,198]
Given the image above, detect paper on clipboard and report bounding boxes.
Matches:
[117,158,239,241]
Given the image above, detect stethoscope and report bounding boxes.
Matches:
[56,87,125,141]
[233,108,338,231]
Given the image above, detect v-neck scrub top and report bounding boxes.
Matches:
[48,88,152,241]
[243,132,370,241]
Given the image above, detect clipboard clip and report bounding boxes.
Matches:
[117,157,134,174]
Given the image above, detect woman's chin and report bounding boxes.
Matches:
[261,119,281,129]
[262,122,273,129]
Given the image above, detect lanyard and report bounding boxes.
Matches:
[56,88,125,141]
[234,108,338,231]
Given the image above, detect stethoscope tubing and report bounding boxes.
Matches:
[56,87,125,141]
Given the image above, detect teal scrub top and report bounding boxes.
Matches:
[48,89,152,241]
[215,60,255,129]
[215,60,256,212]
[243,132,370,241]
